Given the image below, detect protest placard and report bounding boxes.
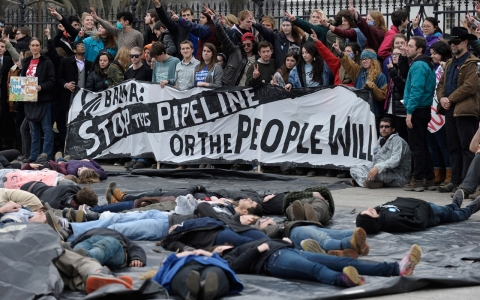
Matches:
[9,76,38,102]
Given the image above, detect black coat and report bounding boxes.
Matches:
[1,56,14,110]
[70,228,147,266]
[20,55,56,103]
[15,36,31,53]
[386,55,409,116]
[57,55,92,108]
[196,202,254,233]
[20,181,80,209]
[86,70,108,92]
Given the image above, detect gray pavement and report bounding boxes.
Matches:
[100,164,480,299]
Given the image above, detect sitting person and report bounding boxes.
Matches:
[282,186,335,225]
[69,228,146,269]
[213,238,422,287]
[455,126,480,199]
[356,191,480,233]
[20,181,98,210]
[350,117,411,188]
[150,249,243,300]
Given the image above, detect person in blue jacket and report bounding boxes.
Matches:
[76,25,118,64]
[152,250,243,300]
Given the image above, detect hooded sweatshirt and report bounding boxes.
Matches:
[356,197,436,233]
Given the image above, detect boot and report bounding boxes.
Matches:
[439,169,452,186]
[433,168,445,185]
[112,188,126,203]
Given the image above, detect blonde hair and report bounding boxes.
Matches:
[81,12,93,23]
[309,9,325,23]
[365,51,383,83]
[369,10,387,32]
[78,169,100,184]
[224,14,239,26]
[115,46,131,70]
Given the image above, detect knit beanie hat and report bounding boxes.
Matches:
[360,49,377,61]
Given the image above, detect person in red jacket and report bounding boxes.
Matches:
[378,9,409,60]
[348,2,387,53]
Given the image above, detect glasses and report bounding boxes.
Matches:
[392,53,401,57]
[449,39,463,45]
[421,25,433,29]
[361,58,370,61]
[130,54,140,58]
[379,125,391,129]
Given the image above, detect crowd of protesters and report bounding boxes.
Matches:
[2,1,480,298]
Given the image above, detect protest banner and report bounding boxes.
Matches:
[9,76,38,102]
[66,81,378,168]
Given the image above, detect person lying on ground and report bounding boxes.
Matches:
[160,215,267,252]
[0,201,48,225]
[356,191,480,234]
[20,181,98,210]
[212,238,422,287]
[0,169,74,189]
[0,149,21,169]
[282,185,335,224]
[0,187,44,211]
[256,217,369,259]
[148,249,243,300]
[69,228,146,269]
[0,220,133,295]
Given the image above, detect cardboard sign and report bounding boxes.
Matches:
[9,76,38,102]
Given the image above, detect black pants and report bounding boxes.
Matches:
[407,107,434,180]
[171,261,230,299]
[460,153,480,194]
[51,103,67,153]
[0,149,21,168]
[20,118,31,159]
[445,108,478,185]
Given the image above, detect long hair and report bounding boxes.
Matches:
[92,51,113,74]
[362,49,382,82]
[77,169,100,184]
[369,10,387,32]
[94,30,117,49]
[279,21,306,44]
[278,51,300,83]
[346,42,361,64]
[196,43,217,72]
[114,46,131,70]
[424,17,442,34]
[302,42,324,84]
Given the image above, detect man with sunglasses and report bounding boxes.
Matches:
[436,27,480,193]
[350,117,411,189]
[403,36,436,192]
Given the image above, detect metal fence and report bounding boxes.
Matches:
[2,0,477,46]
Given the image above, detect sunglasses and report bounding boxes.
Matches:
[449,39,464,45]
[379,125,391,129]
[130,54,140,58]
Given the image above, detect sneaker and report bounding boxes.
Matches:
[303,203,319,222]
[404,178,425,192]
[350,227,369,256]
[186,270,201,300]
[85,275,133,294]
[45,211,71,241]
[35,153,48,164]
[425,179,437,191]
[363,180,383,189]
[54,151,63,162]
[306,169,316,177]
[22,158,35,163]
[105,181,117,204]
[124,160,135,168]
[66,208,85,222]
[437,182,456,193]
[399,244,422,276]
[291,200,305,221]
[301,239,326,254]
[327,249,359,259]
[339,266,364,287]
[202,272,219,300]
[132,161,149,169]
[469,189,480,200]
[82,205,100,221]
[64,155,71,162]
[452,189,464,209]
[467,196,480,215]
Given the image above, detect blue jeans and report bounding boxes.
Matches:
[430,203,471,224]
[68,210,169,241]
[73,236,126,268]
[427,126,450,168]
[265,248,399,287]
[290,226,353,252]
[91,201,135,213]
[29,102,54,160]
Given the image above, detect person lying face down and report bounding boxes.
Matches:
[356,193,480,234]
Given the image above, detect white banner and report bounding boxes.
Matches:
[66,81,377,167]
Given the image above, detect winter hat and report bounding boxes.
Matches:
[175,194,198,215]
[241,32,256,42]
[360,49,377,61]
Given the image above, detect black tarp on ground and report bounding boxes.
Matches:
[58,173,480,299]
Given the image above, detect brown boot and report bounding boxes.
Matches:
[441,169,452,186]
[327,249,359,259]
[112,188,126,203]
[433,168,445,185]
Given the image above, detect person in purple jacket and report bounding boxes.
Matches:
[56,152,108,182]
[412,15,443,55]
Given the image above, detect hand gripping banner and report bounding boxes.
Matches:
[66,81,377,168]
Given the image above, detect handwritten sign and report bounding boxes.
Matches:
[9,77,38,102]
